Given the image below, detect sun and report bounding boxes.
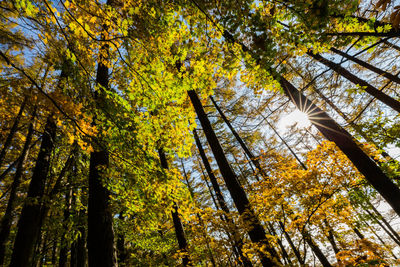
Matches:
[278,109,311,131]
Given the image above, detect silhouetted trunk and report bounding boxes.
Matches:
[158,149,191,266]
[0,108,35,265]
[116,213,127,265]
[353,227,364,240]
[278,222,304,265]
[181,162,217,267]
[10,116,56,267]
[194,132,252,266]
[210,96,266,177]
[188,90,280,266]
[302,230,332,267]
[383,40,400,52]
[71,210,87,267]
[0,97,26,168]
[323,220,340,255]
[278,76,400,217]
[365,209,400,246]
[329,47,400,85]
[307,52,400,113]
[364,220,398,259]
[59,186,73,267]
[268,223,292,265]
[87,1,117,265]
[367,199,400,243]
[264,118,307,169]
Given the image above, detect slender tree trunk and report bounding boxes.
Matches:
[365,209,400,246]
[278,76,400,217]
[158,149,191,266]
[302,230,332,267]
[88,1,117,265]
[329,47,400,85]
[116,214,127,265]
[267,223,292,265]
[194,133,253,266]
[278,222,304,265]
[181,161,217,267]
[0,108,35,265]
[59,185,73,267]
[188,90,280,266]
[367,199,400,243]
[0,97,26,168]
[10,116,56,267]
[307,51,400,113]
[382,40,400,53]
[323,220,340,256]
[210,96,267,177]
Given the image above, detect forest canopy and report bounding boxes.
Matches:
[1,0,400,266]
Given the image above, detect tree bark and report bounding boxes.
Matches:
[278,76,400,217]
[307,51,400,113]
[0,107,35,265]
[278,222,304,265]
[158,149,191,266]
[210,96,267,177]
[194,131,253,266]
[87,1,117,265]
[302,230,332,267]
[0,97,26,169]
[188,90,280,266]
[329,47,400,85]
[10,116,56,267]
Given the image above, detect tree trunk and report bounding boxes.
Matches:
[302,230,332,267]
[0,108,35,265]
[188,90,280,266]
[329,47,400,85]
[210,96,267,177]
[158,149,191,266]
[116,213,127,265]
[10,116,56,267]
[278,222,304,265]
[278,76,400,217]
[181,161,217,267]
[59,186,73,267]
[307,51,400,113]
[0,97,26,169]
[87,1,117,265]
[194,132,253,266]
[268,223,292,265]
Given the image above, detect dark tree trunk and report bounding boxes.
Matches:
[307,51,400,113]
[158,149,191,266]
[353,227,365,240]
[188,90,280,266]
[329,47,400,85]
[87,1,117,264]
[10,116,56,267]
[278,76,400,217]
[116,213,127,265]
[323,220,340,255]
[59,186,73,267]
[268,223,292,265]
[366,198,400,243]
[194,131,253,267]
[302,230,332,267]
[0,108,35,265]
[0,97,26,168]
[181,162,217,267]
[210,96,267,177]
[88,149,116,267]
[278,222,304,265]
[365,209,400,246]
